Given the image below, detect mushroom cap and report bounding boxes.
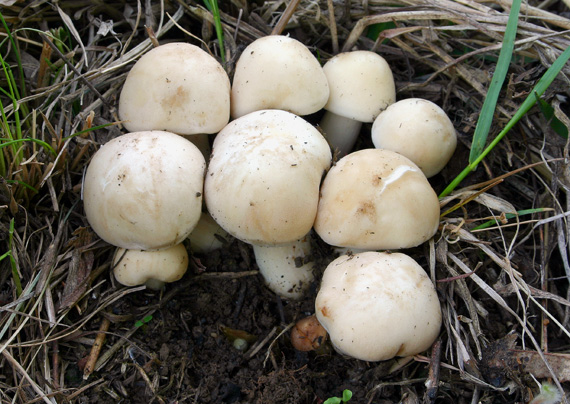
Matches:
[315,251,442,361]
[83,131,206,250]
[118,42,230,135]
[230,36,329,119]
[253,235,314,299]
[323,51,395,123]
[371,98,457,178]
[205,109,332,245]
[113,243,189,288]
[314,148,440,250]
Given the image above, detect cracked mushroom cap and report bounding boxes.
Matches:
[230,36,329,119]
[113,243,189,290]
[314,148,440,250]
[371,98,457,178]
[315,251,442,361]
[323,50,395,123]
[205,109,332,245]
[83,131,206,250]
[119,42,230,135]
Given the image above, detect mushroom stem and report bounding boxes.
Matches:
[319,110,362,157]
[252,235,315,300]
[144,279,166,290]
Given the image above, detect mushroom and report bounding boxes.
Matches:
[118,42,230,136]
[320,51,396,156]
[315,251,442,361]
[371,98,457,178]
[313,148,440,250]
[187,211,229,254]
[230,36,329,119]
[205,109,332,246]
[253,234,314,299]
[112,243,189,290]
[290,315,328,352]
[83,131,206,250]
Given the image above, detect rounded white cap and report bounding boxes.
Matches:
[230,36,329,118]
[323,51,395,122]
[371,98,457,178]
[119,42,230,135]
[113,243,189,289]
[83,131,206,250]
[314,148,440,250]
[315,251,442,361]
[205,109,332,245]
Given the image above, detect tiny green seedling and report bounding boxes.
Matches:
[134,315,153,328]
[529,382,562,404]
[323,389,352,404]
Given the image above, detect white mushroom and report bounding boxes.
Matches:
[113,243,189,290]
[205,109,332,246]
[83,131,206,250]
[320,51,396,156]
[314,148,440,250]
[118,42,230,135]
[230,36,329,119]
[315,251,442,361]
[371,98,457,178]
[187,211,229,254]
[253,234,314,299]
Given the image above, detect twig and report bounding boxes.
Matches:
[271,0,302,35]
[83,317,111,379]
[423,339,442,404]
[327,0,339,54]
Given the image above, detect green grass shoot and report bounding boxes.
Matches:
[535,96,568,138]
[468,0,520,164]
[203,0,226,64]
[440,43,570,198]
[135,315,154,328]
[324,389,352,404]
[471,208,549,231]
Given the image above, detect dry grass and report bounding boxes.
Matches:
[1,0,570,403]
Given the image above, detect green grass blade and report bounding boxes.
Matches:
[535,96,568,138]
[468,0,521,164]
[0,137,56,156]
[203,0,226,64]
[440,44,570,198]
[62,121,118,141]
[471,208,548,231]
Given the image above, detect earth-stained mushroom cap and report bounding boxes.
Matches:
[119,42,230,135]
[83,131,206,250]
[230,36,329,118]
[315,251,442,361]
[314,148,440,250]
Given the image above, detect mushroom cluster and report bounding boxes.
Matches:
[83,36,456,361]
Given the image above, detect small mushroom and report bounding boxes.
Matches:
[187,211,229,254]
[320,51,396,156]
[314,148,440,250]
[291,315,328,352]
[205,109,332,246]
[230,36,329,119]
[113,243,189,290]
[118,42,230,135]
[315,251,442,361]
[371,98,457,178]
[83,131,206,250]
